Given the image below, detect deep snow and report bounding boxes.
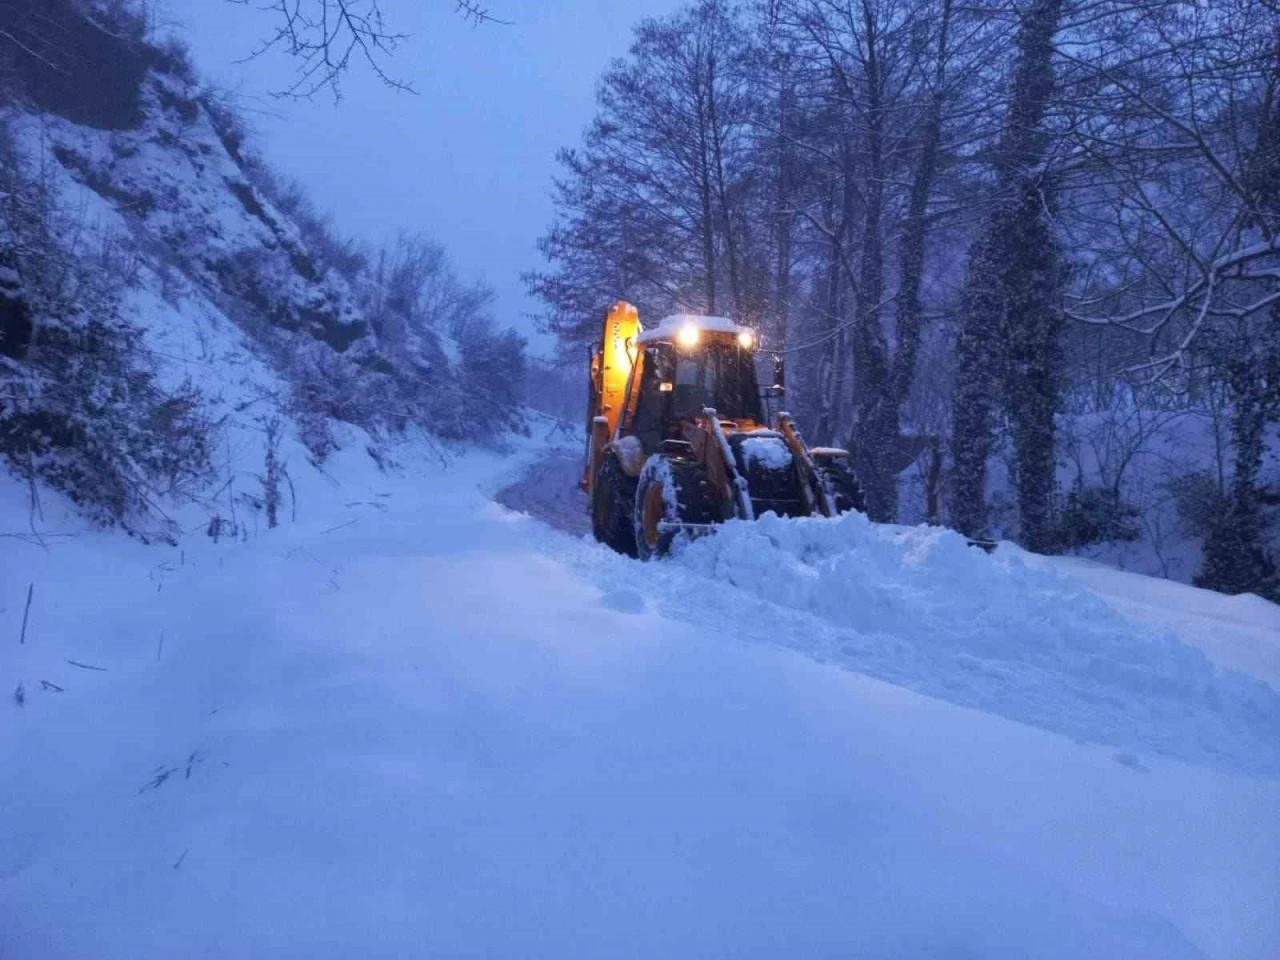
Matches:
[3,430,1279,960]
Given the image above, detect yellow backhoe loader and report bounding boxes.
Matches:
[582,301,865,559]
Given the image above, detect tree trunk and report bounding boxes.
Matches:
[847,0,895,520]
[814,189,845,445]
[696,84,718,315]
[771,81,795,348]
[890,0,951,410]
[951,230,1002,538]
[707,50,742,316]
[949,0,1064,544]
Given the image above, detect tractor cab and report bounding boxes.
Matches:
[623,315,765,453]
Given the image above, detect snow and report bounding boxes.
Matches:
[737,434,793,471]
[612,434,645,474]
[3,433,1279,959]
[664,512,1279,777]
[636,313,752,344]
[1016,549,1280,687]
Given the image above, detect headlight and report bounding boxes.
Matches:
[677,324,701,349]
[737,330,755,350]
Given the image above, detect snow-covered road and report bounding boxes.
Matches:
[3,434,1278,959]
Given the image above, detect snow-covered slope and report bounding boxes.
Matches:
[1,31,525,538]
[1021,549,1280,687]
[31,76,371,355]
[3,430,1277,960]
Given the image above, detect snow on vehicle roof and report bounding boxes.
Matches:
[636,314,751,344]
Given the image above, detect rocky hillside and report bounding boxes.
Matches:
[0,0,524,537]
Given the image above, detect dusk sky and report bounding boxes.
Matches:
[175,0,684,354]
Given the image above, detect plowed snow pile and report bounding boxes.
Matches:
[659,512,1280,776]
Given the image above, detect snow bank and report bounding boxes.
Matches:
[1021,550,1280,687]
[665,511,1280,776]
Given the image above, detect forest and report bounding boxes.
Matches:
[529,0,1280,598]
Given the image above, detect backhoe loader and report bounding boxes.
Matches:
[582,301,864,559]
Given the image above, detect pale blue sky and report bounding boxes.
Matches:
[174,0,684,353]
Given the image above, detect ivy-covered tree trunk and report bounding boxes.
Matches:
[1196,326,1280,600]
[951,230,1003,538]
[1002,184,1063,553]
[1198,45,1280,600]
[949,0,1064,544]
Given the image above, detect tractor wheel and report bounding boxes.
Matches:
[633,456,719,561]
[812,452,865,515]
[592,453,638,556]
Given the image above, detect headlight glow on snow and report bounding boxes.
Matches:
[737,330,755,350]
[677,324,701,349]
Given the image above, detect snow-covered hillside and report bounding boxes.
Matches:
[3,428,1277,960]
[0,7,524,538]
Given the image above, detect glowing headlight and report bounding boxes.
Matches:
[737,330,755,350]
[677,324,701,349]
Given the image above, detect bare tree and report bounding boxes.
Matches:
[1050,0,1280,590]
[528,0,754,348]
[766,0,999,518]
[1059,2,1280,384]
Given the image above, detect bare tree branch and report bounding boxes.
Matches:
[228,0,510,101]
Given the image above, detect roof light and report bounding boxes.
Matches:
[737,330,755,350]
[677,324,701,349]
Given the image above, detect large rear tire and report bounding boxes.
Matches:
[812,451,865,515]
[633,456,719,561]
[592,454,638,556]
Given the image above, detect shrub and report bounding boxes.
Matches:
[203,95,249,163]
[1056,485,1141,550]
[0,289,215,530]
[1167,471,1228,539]
[0,122,215,531]
[459,320,527,435]
[1196,505,1279,601]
